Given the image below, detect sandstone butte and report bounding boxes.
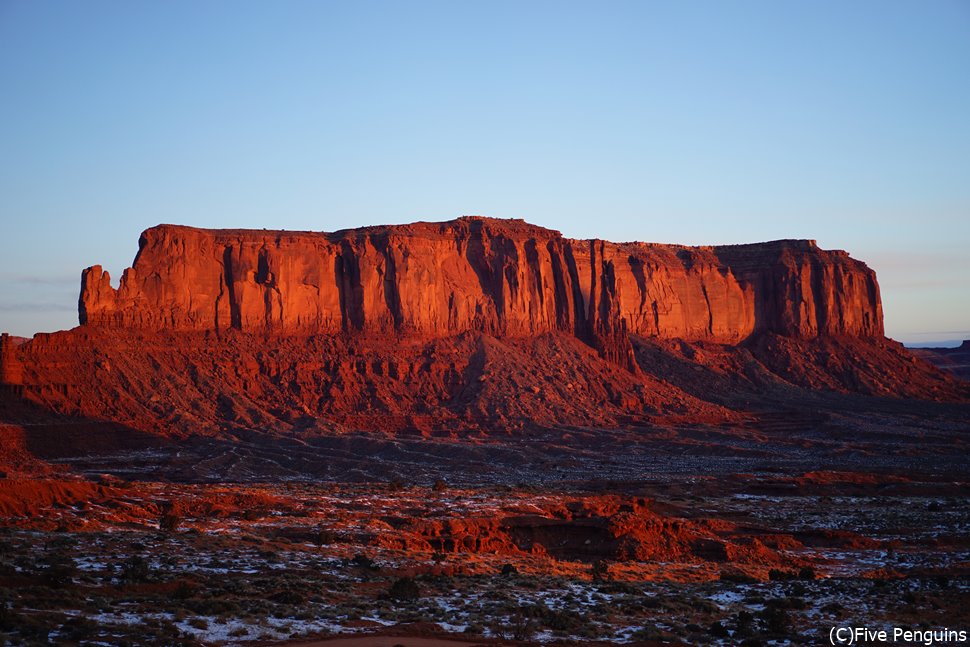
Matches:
[78,216,882,342]
[1,216,966,442]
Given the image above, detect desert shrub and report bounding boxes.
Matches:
[6,609,56,640]
[591,559,610,581]
[640,595,662,609]
[499,563,518,576]
[768,568,796,581]
[40,553,78,587]
[632,626,667,641]
[312,528,337,546]
[688,596,719,613]
[759,600,792,636]
[59,616,100,640]
[709,621,729,637]
[511,602,587,633]
[120,555,151,583]
[0,602,20,631]
[502,607,536,641]
[270,589,306,605]
[734,610,756,638]
[719,569,758,583]
[798,565,816,580]
[544,608,586,632]
[597,581,638,595]
[350,554,377,569]
[386,577,420,601]
[159,510,181,532]
[174,579,199,600]
[186,598,239,616]
[432,479,447,492]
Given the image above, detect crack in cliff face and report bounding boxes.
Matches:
[464,228,499,334]
[628,256,649,331]
[337,240,365,332]
[374,234,404,330]
[221,247,239,331]
[700,283,714,338]
[547,240,571,331]
[500,242,520,330]
[76,218,886,358]
[811,258,828,336]
[524,238,544,313]
[562,241,589,339]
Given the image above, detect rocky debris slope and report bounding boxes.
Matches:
[7,324,965,446]
[11,329,737,438]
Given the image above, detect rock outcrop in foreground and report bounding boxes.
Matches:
[79,217,883,344]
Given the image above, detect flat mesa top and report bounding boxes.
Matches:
[141,217,824,254]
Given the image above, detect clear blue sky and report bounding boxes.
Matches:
[1,1,968,343]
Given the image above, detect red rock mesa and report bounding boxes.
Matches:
[78,217,882,342]
[7,217,962,445]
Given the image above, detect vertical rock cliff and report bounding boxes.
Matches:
[78,217,884,347]
[7,217,965,444]
[0,333,24,389]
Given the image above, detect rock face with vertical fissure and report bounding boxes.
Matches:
[78,217,883,349]
[5,217,968,446]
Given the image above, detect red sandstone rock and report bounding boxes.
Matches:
[0,479,118,517]
[368,494,791,567]
[78,217,883,343]
[0,334,24,386]
[4,217,965,445]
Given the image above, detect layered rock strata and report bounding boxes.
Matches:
[0,333,24,389]
[78,217,883,345]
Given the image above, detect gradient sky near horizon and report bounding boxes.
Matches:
[1,1,968,344]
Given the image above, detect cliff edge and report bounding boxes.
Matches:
[79,217,883,345]
[2,217,966,455]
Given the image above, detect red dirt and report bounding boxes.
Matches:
[0,478,118,517]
